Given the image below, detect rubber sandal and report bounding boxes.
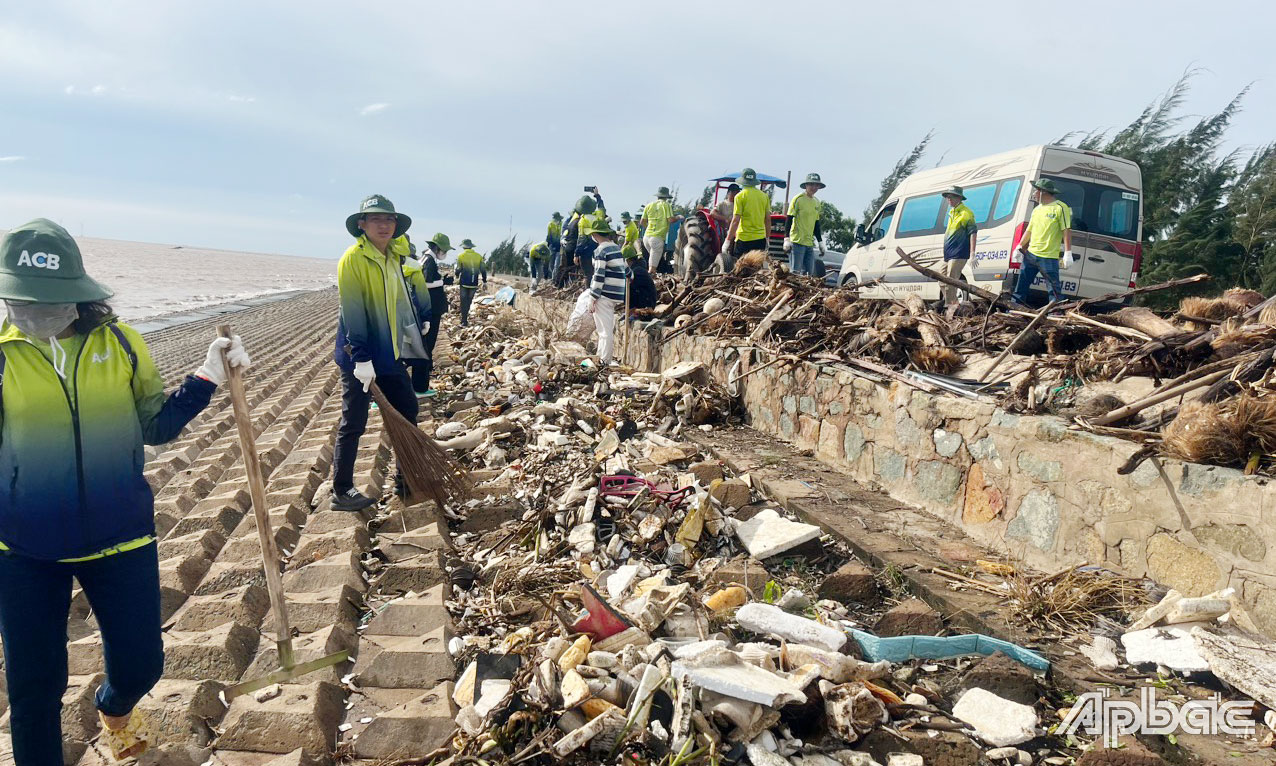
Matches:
[99,708,156,760]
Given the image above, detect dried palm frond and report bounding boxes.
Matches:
[1007,566,1151,635]
[910,346,962,375]
[1162,401,1248,464]
[733,251,769,276]
[1223,287,1265,310]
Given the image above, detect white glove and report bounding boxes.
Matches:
[1061,250,1075,269]
[783,237,793,252]
[818,240,826,255]
[721,241,731,256]
[420,321,431,337]
[197,336,250,386]
[353,360,375,392]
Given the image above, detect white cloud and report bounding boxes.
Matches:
[0,155,24,163]
[359,102,389,116]
[64,84,107,96]
[227,93,256,103]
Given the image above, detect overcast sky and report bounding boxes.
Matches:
[1,1,1273,259]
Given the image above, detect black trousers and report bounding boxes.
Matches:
[332,365,418,494]
[459,288,477,325]
[411,308,445,393]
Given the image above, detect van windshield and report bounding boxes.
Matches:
[1040,176,1140,241]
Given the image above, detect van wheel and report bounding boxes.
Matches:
[841,273,859,288]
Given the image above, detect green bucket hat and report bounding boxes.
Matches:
[574,195,598,215]
[739,168,759,187]
[1031,179,1062,196]
[941,185,966,200]
[428,232,453,252]
[345,194,411,239]
[801,172,826,190]
[552,211,563,220]
[460,238,476,249]
[582,216,613,237]
[656,186,672,199]
[621,211,632,222]
[0,219,113,303]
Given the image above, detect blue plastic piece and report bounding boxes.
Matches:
[849,629,1050,672]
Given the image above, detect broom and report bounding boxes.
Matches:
[370,381,471,507]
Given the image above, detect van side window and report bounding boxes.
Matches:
[991,178,1022,224]
[963,183,998,222]
[870,203,897,242]
[896,194,945,237]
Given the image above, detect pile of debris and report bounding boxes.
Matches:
[539,257,1276,474]
[357,297,1276,765]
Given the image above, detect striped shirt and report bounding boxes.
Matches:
[590,242,628,301]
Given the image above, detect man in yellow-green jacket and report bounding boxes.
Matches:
[455,239,487,327]
[332,194,428,511]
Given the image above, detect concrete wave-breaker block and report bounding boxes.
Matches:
[300,510,370,536]
[163,622,260,682]
[194,561,266,596]
[288,527,372,569]
[282,551,367,594]
[205,747,321,766]
[67,636,105,676]
[244,623,356,682]
[157,475,216,503]
[377,501,442,534]
[218,526,302,564]
[171,584,272,632]
[353,627,455,689]
[351,682,457,759]
[266,584,362,634]
[380,523,451,563]
[159,528,228,561]
[74,741,214,766]
[58,673,107,752]
[133,679,227,746]
[215,681,345,755]
[369,552,445,594]
[170,504,245,538]
[365,584,449,636]
[159,552,214,595]
[231,502,308,537]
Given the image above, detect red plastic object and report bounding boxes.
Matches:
[572,582,632,640]
[599,475,693,508]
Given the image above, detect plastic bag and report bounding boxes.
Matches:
[565,290,595,342]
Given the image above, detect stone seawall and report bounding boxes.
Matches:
[519,292,1276,636]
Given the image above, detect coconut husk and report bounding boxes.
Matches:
[1224,287,1265,310]
[1162,401,1248,464]
[1075,392,1126,420]
[823,293,853,318]
[734,251,768,276]
[1260,302,1276,326]
[1180,296,1246,321]
[910,346,962,375]
[1211,318,1272,359]
[702,313,730,332]
[1230,395,1276,452]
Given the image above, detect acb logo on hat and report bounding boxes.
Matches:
[16,251,61,271]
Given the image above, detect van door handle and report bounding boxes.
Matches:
[877,245,886,250]
[1087,256,1105,262]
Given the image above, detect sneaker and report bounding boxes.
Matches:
[331,488,376,512]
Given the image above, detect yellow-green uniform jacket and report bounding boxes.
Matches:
[0,320,215,560]
[456,248,487,289]
[334,236,424,375]
[547,219,562,247]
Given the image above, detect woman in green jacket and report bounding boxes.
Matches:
[0,219,250,762]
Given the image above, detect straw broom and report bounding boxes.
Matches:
[369,382,471,507]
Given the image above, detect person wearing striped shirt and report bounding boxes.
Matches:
[583,216,629,365]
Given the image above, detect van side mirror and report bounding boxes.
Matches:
[854,224,869,245]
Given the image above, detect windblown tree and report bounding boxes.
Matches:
[818,202,857,252]
[1231,145,1276,292]
[863,131,933,222]
[1064,70,1258,305]
[486,236,527,276]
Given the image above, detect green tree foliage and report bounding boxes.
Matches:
[863,131,933,222]
[1231,145,1276,292]
[819,202,858,252]
[486,236,527,276]
[1064,70,1263,306]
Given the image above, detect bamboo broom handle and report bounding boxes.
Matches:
[218,324,294,670]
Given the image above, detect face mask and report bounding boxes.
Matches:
[5,301,79,338]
